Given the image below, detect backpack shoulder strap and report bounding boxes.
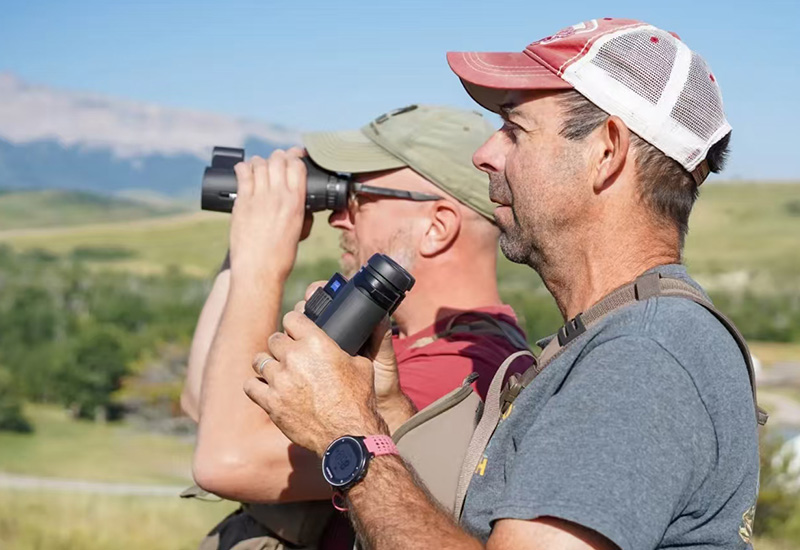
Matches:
[501,272,767,425]
[408,311,529,351]
[453,349,534,519]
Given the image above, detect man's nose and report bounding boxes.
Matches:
[328,207,355,230]
[473,131,507,175]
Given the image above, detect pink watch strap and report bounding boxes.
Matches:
[363,435,398,457]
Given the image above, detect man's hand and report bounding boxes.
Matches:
[229,148,313,285]
[244,311,388,456]
[295,284,416,431]
[300,282,404,404]
[363,318,417,430]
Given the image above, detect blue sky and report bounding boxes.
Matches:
[1,0,798,179]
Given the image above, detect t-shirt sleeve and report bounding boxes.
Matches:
[491,335,716,550]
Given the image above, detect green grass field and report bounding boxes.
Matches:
[0,210,340,276]
[0,490,237,550]
[0,405,194,485]
[684,183,800,281]
[0,190,181,231]
[1,182,796,281]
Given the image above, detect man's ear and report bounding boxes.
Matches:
[419,201,461,257]
[591,115,631,193]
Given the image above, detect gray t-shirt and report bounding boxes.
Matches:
[461,264,759,550]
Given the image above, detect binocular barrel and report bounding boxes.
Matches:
[305,254,415,355]
[201,146,351,213]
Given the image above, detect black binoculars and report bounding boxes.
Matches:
[201,146,351,213]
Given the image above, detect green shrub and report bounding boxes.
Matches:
[756,431,800,542]
[710,291,800,343]
[56,324,131,420]
[0,367,32,433]
[70,246,138,261]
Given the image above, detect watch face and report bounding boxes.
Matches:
[322,436,367,488]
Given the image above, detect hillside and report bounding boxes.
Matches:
[685,182,800,282]
[1,182,794,281]
[0,190,183,231]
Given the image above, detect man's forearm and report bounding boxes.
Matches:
[348,455,482,550]
[182,269,231,421]
[193,272,337,502]
[194,274,283,471]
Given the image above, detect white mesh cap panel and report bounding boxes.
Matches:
[669,52,730,166]
[590,28,677,105]
[560,25,730,173]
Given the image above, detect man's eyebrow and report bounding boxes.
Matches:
[498,102,518,121]
[499,102,533,127]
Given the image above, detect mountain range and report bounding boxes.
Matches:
[0,73,298,199]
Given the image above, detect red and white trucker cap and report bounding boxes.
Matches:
[447,18,730,184]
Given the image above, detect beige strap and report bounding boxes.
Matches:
[505,273,766,422]
[453,349,534,519]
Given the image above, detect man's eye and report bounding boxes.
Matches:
[501,123,519,141]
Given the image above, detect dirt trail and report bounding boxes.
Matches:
[758,362,800,427]
[0,472,187,497]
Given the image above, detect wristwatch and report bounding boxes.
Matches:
[321,435,398,509]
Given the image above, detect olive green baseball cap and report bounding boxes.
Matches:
[302,104,497,220]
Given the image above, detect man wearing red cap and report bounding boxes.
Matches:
[243,19,762,550]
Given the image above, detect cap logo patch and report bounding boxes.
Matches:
[533,19,598,45]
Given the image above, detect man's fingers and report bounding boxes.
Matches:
[286,154,308,196]
[366,316,395,364]
[243,377,274,414]
[304,280,328,300]
[282,310,321,341]
[267,150,288,192]
[234,161,255,197]
[250,156,269,193]
[293,300,307,314]
[252,352,278,380]
[267,331,292,363]
[286,146,306,158]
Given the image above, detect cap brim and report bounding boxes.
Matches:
[446,51,572,113]
[302,129,407,174]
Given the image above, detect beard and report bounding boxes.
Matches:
[338,232,360,278]
[338,228,416,279]
[490,173,539,267]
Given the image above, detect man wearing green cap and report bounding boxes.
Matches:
[183,104,530,549]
